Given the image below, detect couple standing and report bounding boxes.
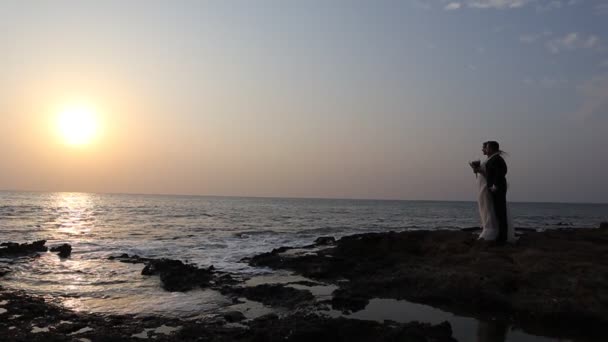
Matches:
[470,141,517,245]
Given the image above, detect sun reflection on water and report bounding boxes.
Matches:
[49,192,96,238]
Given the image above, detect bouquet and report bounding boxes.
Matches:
[468,160,481,178]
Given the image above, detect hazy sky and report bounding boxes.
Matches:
[1,0,607,203]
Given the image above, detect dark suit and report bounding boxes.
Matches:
[485,154,508,244]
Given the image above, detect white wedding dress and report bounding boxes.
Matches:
[477,159,517,242]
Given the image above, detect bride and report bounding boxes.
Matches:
[471,142,517,243]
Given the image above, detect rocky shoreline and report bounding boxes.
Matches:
[1,226,607,341]
[249,226,608,340]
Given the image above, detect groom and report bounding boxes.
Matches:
[483,141,508,245]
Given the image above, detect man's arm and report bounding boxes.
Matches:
[485,159,497,190]
[487,157,507,191]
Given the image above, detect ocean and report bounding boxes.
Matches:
[1,191,607,319]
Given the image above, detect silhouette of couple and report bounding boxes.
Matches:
[470,141,516,245]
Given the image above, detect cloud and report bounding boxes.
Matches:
[600,60,608,68]
[444,2,463,10]
[466,0,531,9]
[536,0,563,11]
[595,3,608,14]
[583,35,600,49]
[546,33,601,53]
[575,74,608,119]
[416,0,581,11]
[519,31,552,43]
[522,76,568,88]
[539,77,568,88]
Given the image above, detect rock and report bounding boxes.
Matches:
[50,244,72,258]
[0,240,48,257]
[0,267,10,277]
[223,310,246,323]
[107,254,151,264]
[141,259,214,292]
[315,236,336,245]
[227,284,314,309]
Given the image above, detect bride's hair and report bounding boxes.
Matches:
[484,141,508,156]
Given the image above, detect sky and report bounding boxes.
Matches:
[1,0,607,203]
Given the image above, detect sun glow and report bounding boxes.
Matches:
[57,104,99,146]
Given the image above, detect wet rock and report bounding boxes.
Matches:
[0,240,48,257]
[314,236,336,245]
[228,284,314,309]
[50,244,72,258]
[223,311,246,323]
[107,253,151,263]
[141,259,214,292]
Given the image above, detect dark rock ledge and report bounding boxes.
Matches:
[0,240,48,257]
[248,227,608,340]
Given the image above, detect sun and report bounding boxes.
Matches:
[56,104,99,146]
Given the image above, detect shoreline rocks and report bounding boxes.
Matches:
[249,227,608,340]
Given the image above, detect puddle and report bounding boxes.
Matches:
[246,272,338,300]
[286,283,337,298]
[31,326,50,333]
[69,327,94,335]
[132,329,152,339]
[225,297,276,320]
[278,246,334,257]
[245,272,312,286]
[329,298,570,342]
[154,324,181,335]
[131,325,181,339]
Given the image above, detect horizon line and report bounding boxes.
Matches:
[1,188,607,205]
